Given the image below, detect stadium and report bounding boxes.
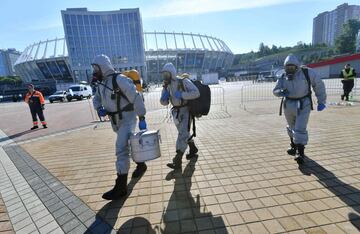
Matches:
[13,8,234,88]
[14,33,233,85]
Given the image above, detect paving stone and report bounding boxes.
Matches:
[57,212,76,226]
[16,224,37,234]
[61,219,83,233]
[39,220,60,234]
[2,87,360,234]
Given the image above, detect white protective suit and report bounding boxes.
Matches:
[273,54,326,145]
[160,63,200,153]
[92,55,146,174]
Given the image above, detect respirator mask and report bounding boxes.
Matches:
[91,64,103,84]
[285,64,298,80]
[162,71,172,87]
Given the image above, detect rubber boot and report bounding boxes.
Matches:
[186,142,198,160]
[287,138,297,156]
[102,174,128,200]
[294,144,305,164]
[132,162,147,178]
[31,126,38,130]
[167,150,183,169]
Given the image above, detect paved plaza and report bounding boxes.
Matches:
[1,83,360,233]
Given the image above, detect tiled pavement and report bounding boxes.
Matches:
[0,194,14,234]
[1,85,360,233]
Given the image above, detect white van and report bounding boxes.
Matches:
[66,84,92,101]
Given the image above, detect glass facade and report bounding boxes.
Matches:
[14,11,233,85]
[14,38,72,83]
[144,32,234,83]
[61,8,146,82]
[0,49,21,76]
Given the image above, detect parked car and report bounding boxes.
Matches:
[257,75,277,82]
[49,90,67,103]
[66,84,92,102]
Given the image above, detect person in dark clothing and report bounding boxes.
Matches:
[340,64,356,101]
[24,84,47,130]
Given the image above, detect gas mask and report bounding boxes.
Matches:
[285,64,298,80]
[91,64,103,83]
[162,71,172,86]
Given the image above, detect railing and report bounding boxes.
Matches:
[89,85,226,122]
[239,78,359,108]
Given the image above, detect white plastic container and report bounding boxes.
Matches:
[130,130,161,162]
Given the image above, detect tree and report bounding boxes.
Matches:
[335,19,360,53]
[258,42,266,56]
[271,45,279,54]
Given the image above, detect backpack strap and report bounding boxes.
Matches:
[178,78,186,106]
[301,68,314,111]
[279,74,285,116]
[279,97,284,116]
[187,114,196,142]
[112,73,129,102]
[111,73,133,121]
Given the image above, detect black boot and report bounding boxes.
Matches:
[345,95,349,101]
[167,150,183,169]
[341,94,344,101]
[287,138,297,156]
[294,144,305,164]
[186,142,198,160]
[132,162,147,178]
[31,126,38,130]
[43,125,47,129]
[102,174,128,200]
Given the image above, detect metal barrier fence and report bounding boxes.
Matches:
[89,86,226,122]
[240,78,359,107]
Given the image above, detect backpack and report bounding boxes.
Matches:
[179,79,211,118]
[179,78,211,141]
[121,70,142,92]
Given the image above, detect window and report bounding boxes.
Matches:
[90,15,95,24]
[70,15,77,25]
[77,15,84,25]
[65,15,70,25]
[84,15,89,25]
[69,86,80,91]
[95,15,100,25]
[111,14,117,25]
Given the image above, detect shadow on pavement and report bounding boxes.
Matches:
[0,129,36,143]
[159,157,228,233]
[85,175,143,234]
[118,217,157,234]
[298,156,360,231]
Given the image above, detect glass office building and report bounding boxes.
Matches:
[61,8,146,82]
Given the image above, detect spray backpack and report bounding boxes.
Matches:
[121,69,142,92]
[179,78,211,118]
[179,76,211,141]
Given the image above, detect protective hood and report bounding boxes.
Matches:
[161,63,177,80]
[92,54,115,78]
[284,54,301,67]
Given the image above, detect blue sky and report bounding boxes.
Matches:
[0,0,359,54]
